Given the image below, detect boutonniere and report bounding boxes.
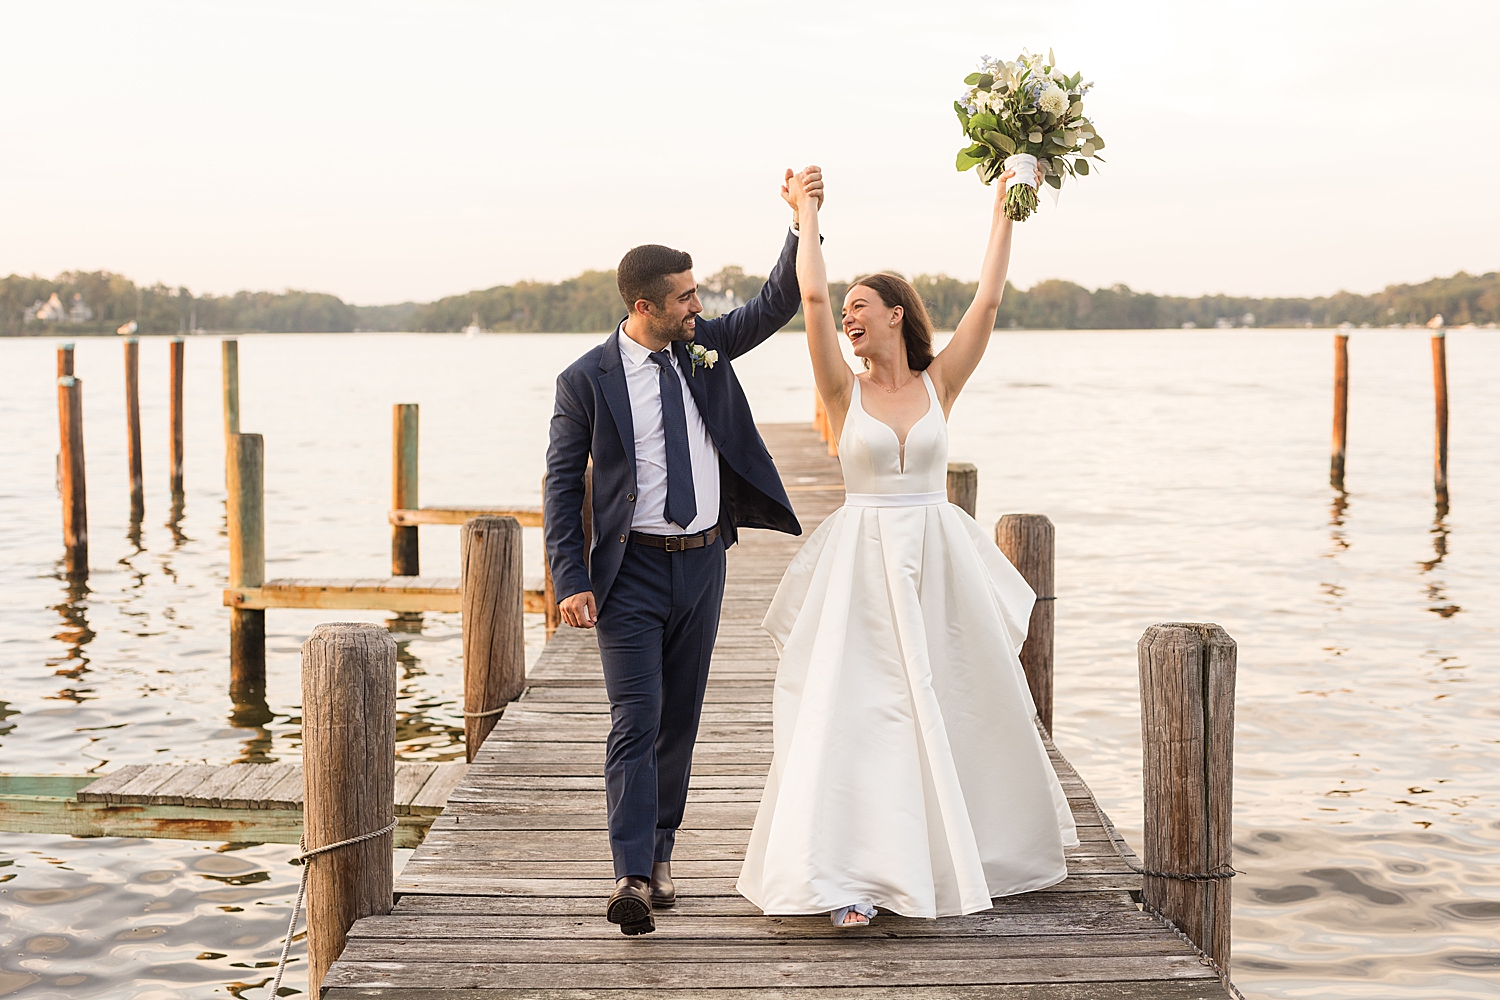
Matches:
[686,343,719,377]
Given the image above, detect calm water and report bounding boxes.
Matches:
[1,330,1497,997]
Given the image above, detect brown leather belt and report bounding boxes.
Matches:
[629,524,721,552]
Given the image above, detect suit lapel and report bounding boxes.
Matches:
[598,327,637,477]
[673,340,717,444]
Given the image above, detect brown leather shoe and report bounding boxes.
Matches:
[650,861,676,907]
[606,876,654,935]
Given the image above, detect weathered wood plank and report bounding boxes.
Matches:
[323,955,1217,990]
[391,506,545,527]
[412,763,470,814]
[395,763,439,815]
[326,985,1227,1000]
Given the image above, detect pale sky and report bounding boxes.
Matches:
[4,1,1497,305]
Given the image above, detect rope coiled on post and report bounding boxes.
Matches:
[1075,771,1246,1000]
[460,705,506,718]
[269,817,397,997]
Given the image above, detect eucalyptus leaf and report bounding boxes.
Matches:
[965,72,982,85]
[1075,158,1089,175]
[1090,134,1105,149]
[1046,172,1063,189]
[977,73,994,88]
[1069,101,1083,117]
[1029,131,1043,143]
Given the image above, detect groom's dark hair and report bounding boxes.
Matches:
[618,245,694,313]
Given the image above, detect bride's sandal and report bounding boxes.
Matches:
[830,903,877,927]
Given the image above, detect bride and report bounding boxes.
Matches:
[736,166,1079,927]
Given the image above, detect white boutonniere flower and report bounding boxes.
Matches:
[687,343,719,376]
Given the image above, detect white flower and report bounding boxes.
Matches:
[687,343,718,375]
[1039,84,1068,115]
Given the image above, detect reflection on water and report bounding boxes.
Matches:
[46,579,93,694]
[1,331,1498,998]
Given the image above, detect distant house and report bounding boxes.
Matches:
[699,289,741,319]
[24,293,94,325]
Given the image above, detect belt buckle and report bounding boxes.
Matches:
[664,535,684,553]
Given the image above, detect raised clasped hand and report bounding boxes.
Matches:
[781,165,824,214]
[992,164,1044,205]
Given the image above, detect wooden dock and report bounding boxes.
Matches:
[0,762,466,849]
[324,423,1232,998]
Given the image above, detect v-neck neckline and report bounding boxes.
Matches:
[855,372,934,474]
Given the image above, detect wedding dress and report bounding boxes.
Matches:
[737,371,1078,918]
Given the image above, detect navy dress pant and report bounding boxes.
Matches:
[594,536,726,879]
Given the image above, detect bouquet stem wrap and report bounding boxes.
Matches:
[1002,153,1039,221]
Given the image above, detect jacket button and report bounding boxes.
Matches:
[626,493,635,502]
[619,534,627,543]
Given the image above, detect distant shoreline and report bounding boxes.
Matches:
[6,267,1498,336]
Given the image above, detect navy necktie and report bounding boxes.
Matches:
[648,350,697,529]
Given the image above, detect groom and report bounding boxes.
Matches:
[544,168,822,934]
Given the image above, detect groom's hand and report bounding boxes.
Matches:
[781,165,824,212]
[559,590,598,629]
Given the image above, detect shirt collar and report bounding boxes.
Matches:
[617,322,676,370]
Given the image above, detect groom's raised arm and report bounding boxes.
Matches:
[707,165,824,360]
[544,374,593,605]
[709,230,803,360]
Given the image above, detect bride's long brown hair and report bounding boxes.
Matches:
[851,273,935,371]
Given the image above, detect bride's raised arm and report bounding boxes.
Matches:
[784,167,854,435]
[928,168,1031,411]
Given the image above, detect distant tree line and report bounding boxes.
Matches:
[0,271,411,336]
[5,267,1497,337]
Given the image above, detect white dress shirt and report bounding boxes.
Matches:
[617,324,721,534]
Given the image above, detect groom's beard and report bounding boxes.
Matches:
[649,313,699,342]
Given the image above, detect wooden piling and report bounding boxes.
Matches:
[946,462,978,518]
[1137,621,1237,972]
[460,517,526,758]
[995,514,1054,733]
[301,622,396,994]
[57,342,74,378]
[222,339,240,438]
[124,339,144,521]
[169,337,185,496]
[57,375,88,578]
[392,404,420,576]
[227,433,266,702]
[1331,333,1349,488]
[1432,330,1448,499]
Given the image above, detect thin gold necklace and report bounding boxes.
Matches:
[867,371,911,394]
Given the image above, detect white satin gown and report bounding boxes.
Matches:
[737,371,1078,918]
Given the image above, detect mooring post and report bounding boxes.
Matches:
[222,339,240,439]
[227,433,266,703]
[392,403,420,576]
[1137,622,1237,973]
[1432,330,1448,501]
[946,462,978,518]
[124,338,144,522]
[168,337,185,496]
[57,374,88,578]
[461,516,526,758]
[301,622,396,994]
[1331,333,1349,488]
[995,514,1054,733]
[57,342,74,378]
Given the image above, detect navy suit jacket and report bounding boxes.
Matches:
[544,230,805,612]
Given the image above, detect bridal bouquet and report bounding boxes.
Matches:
[954,48,1104,221]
